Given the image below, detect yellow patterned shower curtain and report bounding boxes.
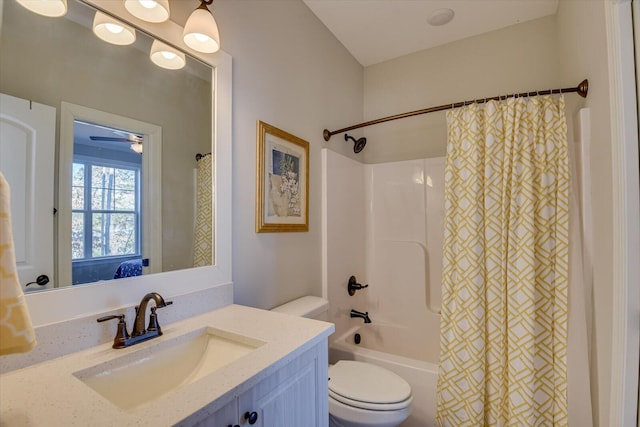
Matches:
[436,96,569,426]
[193,154,213,267]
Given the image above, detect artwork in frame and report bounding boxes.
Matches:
[256,121,309,232]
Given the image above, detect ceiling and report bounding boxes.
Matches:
[302,0,559,66]
[74,121,142,153]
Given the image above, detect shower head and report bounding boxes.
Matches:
[345,134,366,153]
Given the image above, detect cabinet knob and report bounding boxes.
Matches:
[244,411,258,425]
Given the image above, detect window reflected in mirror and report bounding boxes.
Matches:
[72,120,144,284]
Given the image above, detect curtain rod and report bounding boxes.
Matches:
[323,79,589,141]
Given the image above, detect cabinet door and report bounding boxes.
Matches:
[239,364,316,427]
[189,397,238,427]
[239,344,328,427]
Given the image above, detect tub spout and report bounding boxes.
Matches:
[350,309,371,324]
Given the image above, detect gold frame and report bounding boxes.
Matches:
[256,121,309,232]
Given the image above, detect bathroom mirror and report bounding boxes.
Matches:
[0,0,232,324]
[1,0,214,289]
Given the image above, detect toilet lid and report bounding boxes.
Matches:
[328,361,411,406]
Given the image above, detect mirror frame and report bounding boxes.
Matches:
[23,0,232,327]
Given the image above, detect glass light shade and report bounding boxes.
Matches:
[150,40,186,70]
[183,7,220,54]
[16,0,67,17]
[130,143,143,154]
[93,11,136,46]
[124,0,170,23]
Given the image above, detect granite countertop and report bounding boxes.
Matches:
[0,304,334,426]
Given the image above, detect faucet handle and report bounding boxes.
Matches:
[147,300,173,335]
[147,307,162,335]
[97,314,130,349]
[97,314,124,323]
[348,276,369,296]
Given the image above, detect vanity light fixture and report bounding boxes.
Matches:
[183,0,220,54]
[150,40,186,70]
[93,11,136,46]
[124,0,170,23]
[16,0,68,17]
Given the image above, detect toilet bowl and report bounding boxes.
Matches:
[271,296,413,427]
[328,360,412,427]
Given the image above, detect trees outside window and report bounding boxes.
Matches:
[71,160,140,261]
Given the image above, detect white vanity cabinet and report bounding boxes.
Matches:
[199,399,238,426]
[0,305,334,427]
[191,340,329,427]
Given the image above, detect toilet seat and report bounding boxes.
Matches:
[329,389,412,411]
[328,361,412,411]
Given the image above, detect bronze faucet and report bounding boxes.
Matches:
[132,292,172,337]
[97,292,173,349]
[350,309,371,324]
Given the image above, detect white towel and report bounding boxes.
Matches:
[0,171,36,355]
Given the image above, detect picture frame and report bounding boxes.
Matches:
[256,121,309,233]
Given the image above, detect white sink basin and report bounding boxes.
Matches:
[73,327,265,411]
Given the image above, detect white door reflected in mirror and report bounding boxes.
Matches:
[0,93,56,292]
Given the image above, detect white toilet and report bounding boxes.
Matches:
[271,296,413,427]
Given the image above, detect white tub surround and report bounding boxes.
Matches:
[322,149,443,353]
[0,305,334,426]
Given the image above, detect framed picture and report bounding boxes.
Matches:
[256,121,309,232]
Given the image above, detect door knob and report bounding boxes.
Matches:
[244,411,258,424]
[25,274,49,287]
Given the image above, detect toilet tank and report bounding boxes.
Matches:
[271,296,329,321]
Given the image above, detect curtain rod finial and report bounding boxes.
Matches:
[578,79,589,98]
[323,129,331,141]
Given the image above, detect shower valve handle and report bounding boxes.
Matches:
[348,276,369,296]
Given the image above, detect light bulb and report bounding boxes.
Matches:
[105,23,124,34]
[16,0,67,17]
[150,40,186,70]
[124,0,170,23]
[194,33,210,43]
[93,11,136,45]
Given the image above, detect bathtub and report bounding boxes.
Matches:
[329,324,439,427]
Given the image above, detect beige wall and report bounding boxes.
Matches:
[362,15,561,164]
[556,1,612,426]
[211,0,363,309]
